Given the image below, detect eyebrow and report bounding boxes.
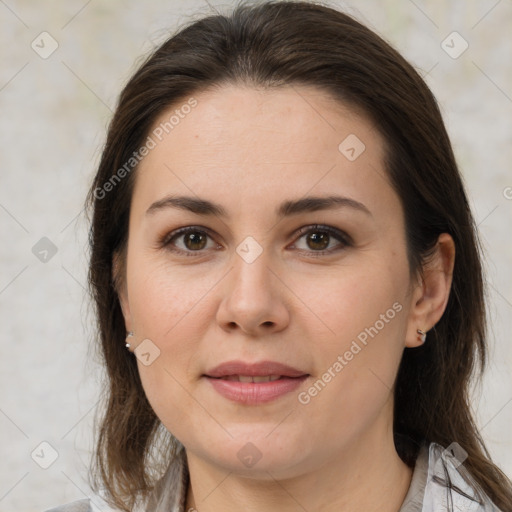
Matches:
[145,194,372,219]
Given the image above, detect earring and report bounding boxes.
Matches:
[125,331,134,349]
[417,329,426,344]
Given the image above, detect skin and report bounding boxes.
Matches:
[115,84,455,512]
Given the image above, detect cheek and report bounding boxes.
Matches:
[137,362,217,451]
[129,265,207,369]
[293,257,408,435]
[127,252,214,339]
[293,256,407,349]
[126,257,212,433]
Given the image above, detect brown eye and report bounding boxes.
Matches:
[162,227,218,255]
[292,225,351,255]
[305,231,330,251]
[182,231,208,251]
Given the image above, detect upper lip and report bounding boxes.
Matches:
[204,360,308,378]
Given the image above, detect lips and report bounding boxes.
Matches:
[203,360,309,404]
[204,360,308,379]
[220,375,281,382]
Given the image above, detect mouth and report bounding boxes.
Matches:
[210,375,284,382]
[204,360,308,379]
[203,360,310,404]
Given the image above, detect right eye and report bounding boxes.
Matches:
[160,226,220,256]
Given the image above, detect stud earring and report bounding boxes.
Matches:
[417,329,426,344]
[125,331,134,349]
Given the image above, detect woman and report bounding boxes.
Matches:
[47,1,512,511]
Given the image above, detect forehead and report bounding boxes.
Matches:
[148,83,380,156]
[132,84,395,221]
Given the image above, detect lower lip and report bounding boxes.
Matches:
[204,375,309,404]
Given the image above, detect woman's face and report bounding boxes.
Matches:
[117,84,423,478]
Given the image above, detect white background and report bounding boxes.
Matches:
[1,1,511,510]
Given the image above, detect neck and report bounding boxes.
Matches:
[184,427,413,512]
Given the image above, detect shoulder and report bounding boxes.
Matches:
[44,498,92,512]
[400,440,504,512]
[425,442,504,511]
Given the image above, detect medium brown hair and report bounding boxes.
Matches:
[86,1,512,510]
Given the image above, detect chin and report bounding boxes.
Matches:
[188,431,312,478]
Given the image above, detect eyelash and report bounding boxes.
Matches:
[158,224,352,258]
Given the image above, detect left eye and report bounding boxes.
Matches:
[291,225,351,254]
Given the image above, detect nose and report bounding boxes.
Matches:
[215,247,290,336]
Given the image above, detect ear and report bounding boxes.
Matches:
[405,233,455,348]
[113,250,132,329]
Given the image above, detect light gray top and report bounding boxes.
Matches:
[45,441,502,512]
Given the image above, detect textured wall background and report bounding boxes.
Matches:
[1,1,511,510]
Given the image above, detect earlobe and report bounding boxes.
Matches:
[405,233,455,348]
